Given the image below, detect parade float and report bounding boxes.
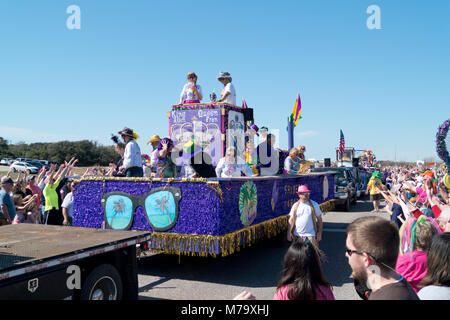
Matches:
[72,102,336,257]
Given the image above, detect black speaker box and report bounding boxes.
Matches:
[242,108,254,123]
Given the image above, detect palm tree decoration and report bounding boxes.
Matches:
[110,198,126,228]
[155,195,171,224]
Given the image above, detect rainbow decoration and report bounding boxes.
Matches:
[291,93,302,127]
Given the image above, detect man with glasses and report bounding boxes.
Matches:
[345,216,418,300]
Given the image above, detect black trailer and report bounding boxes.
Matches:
[0,224,150,300]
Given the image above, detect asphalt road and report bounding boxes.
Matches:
[136,197,389,300]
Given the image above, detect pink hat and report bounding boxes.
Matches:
[297,185,311,193]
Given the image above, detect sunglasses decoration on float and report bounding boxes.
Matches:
[101,187,181,231]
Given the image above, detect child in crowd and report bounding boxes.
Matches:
[12,192,38,224]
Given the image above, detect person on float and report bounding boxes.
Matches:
[147,134,161,175]
[215,147,257,178]
[284,148,301,175]
[155,138,178,178]
[118,127,144,177]
[259,126,268,143]
[217,71,236,105]
[297,145,306,161]
[256,133,279,176]
[244,139,259,176]
[179,72,203,105]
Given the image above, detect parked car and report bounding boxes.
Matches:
[24,160,44,170]
[0,158,14,165]
[10,161,39,174]
[310,167,358,211]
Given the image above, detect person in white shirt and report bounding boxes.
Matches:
[217,71,236,105]
[215,147,256,178]
[179,72,203,104]
[147,135,161,175]
[287,185,323,247]
[118,127,143,177]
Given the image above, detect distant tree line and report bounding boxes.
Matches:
[0,137,120,166]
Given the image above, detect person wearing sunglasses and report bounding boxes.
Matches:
[297,145,306,161]
[346,216,419,300]
[179,72,203,105]
[287,185,323,248]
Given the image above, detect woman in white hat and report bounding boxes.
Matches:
[217,71,236,105]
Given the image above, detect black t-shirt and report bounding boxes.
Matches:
[369,278,419,300]
[390,203,404,229]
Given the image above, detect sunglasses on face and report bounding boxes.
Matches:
[101,187,181,231]
[346,248,364,256]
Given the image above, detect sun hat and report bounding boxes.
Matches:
[147,135,161,145]
[118,127,135,138]
[371,171,382,179]
[217,71,232,81]
[444,174,450,189]
[421,170,434,177]
[1,176,14,185]
[297,185,311,193]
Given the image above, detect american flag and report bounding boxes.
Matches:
[339,130,345,158]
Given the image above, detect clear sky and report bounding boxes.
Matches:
[0,0,449,162]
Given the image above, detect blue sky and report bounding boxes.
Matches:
[0,0,449,162]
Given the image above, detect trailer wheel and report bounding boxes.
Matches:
[344,197,350,211]
[81,264,123,300]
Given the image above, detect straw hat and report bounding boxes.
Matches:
[444,174,450,189]
[147,135,161,145]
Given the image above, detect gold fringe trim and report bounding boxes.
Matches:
[319,199,335,214]
[143,199,335,258]
[146,214,291,258]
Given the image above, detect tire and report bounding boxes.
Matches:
[344,197,350,211]
[351,193,357,204]
[80,264,123,300]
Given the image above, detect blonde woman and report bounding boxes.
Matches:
[215,147,256,178]
[284,148,301,175]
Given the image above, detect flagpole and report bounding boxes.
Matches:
[288,114,294,150]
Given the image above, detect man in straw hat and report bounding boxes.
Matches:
[147,134,161,175]
[217,71,236,105]
[287,185,323,247]
[118,127,143,177]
